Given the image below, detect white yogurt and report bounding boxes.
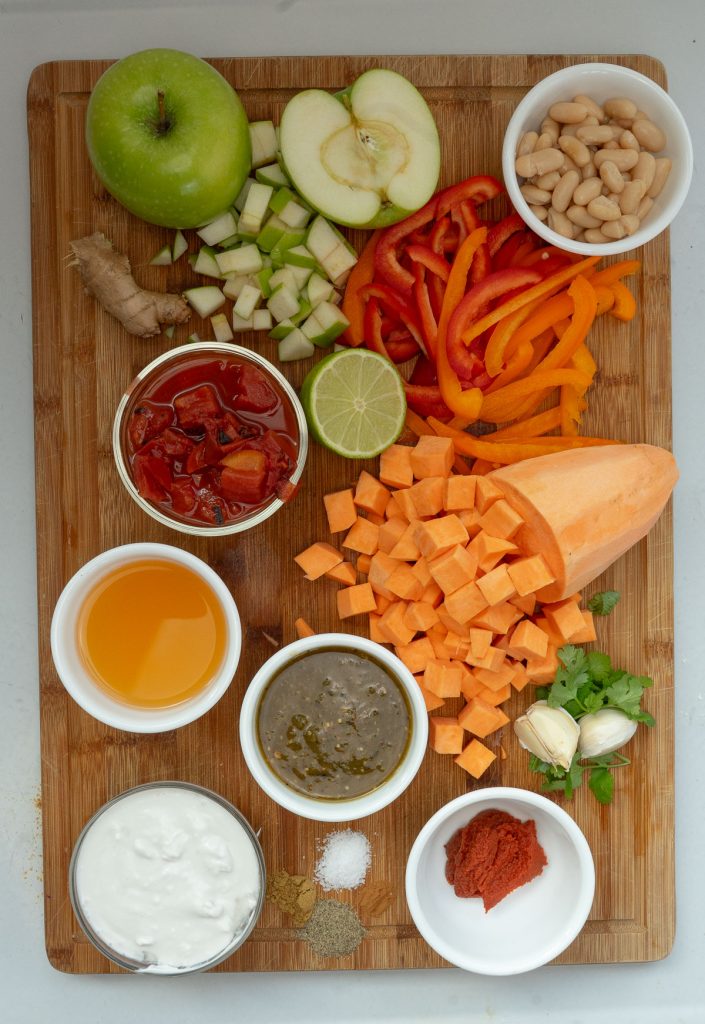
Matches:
[73,786,262,971]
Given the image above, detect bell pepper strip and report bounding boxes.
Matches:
[360,281,427,356]
[363,298,388,360]
[594,285,616,315]
[406,244,450,282]
[409,355,438,386]
[403,383,453,420]
[609,280,637,321]
[469,241,492,285]
[460,255,600,347]
[487,213,526,259]
[446,268,542,380]
[449,205,468,247]
[413,264,439,357]
[435,174,503,219]
[435,227,488,421]
[471,458,495,475]
[386,337,421,363]
[374,198,439,294]
[341,229,381,347]
[492,231,528,271]
[587,259,641,289]
[485,339,534,393]
[484,293,549,378]
[531,276,598,375]
[479,368,593,424]
[491,407,563,439]
[404,408,436,437]
[560,383,583,436]
[427,416,618,464]
[520,245,582,268]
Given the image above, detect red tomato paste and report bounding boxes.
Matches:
[124,355,300,527]
[445,809,547,912]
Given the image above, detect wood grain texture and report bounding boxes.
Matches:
[27,54,674,974]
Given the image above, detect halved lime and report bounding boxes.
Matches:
[301,349,407,459]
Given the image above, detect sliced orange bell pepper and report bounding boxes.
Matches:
[531,276,598,375]
[426,416,618,464]
[341,230,382,347]
[491,407,562,438]
[479,369,593,424]
[484,294,547,378]
[588,259,641,289]
[609,280,637,321]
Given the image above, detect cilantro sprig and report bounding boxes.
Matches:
[587,590,621,616]
[530,645,654,805]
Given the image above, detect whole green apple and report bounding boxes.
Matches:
[279,68,440,229]
[86,49,251,229]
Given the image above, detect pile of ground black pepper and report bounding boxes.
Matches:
[298,898,366,957]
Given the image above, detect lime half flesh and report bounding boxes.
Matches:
[301,349,407,459]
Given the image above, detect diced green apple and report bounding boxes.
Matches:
[282,244,316,269]
[249,121,278,168]
[286,263,313,291]
[278,327,315,362]
[240,182,274,235]
[279,200,311,230]
[150,244,172,266]
[197,210,238,246]
[223,274,250,300]
[233,177,256,212]
[279,68,440,228]
[301,300,350,346]
[211,313,234,342]
[256,162,290,188]
[268,318,295,340]
[215,244,263,276]
[194,245,223,278]
[267,284,300,323]
[290,297,313,326]
[233,283,262,320]
[268,267,298,294]
[252,309,273,332]
[183,286,226,318]
[306,272,335,308]
[187,332,201,343]
[163,324,176,339]
[256,215,288,253]
[256,266,274,298]
[320,243,357,285]
[232,312,254,331]
[172,230,189,262]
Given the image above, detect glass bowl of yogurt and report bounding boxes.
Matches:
[68,781,265,974]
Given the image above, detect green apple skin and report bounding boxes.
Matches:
[86,49,251,229]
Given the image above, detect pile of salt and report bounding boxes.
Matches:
[314,830,371,891]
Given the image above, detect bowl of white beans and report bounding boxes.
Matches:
[502,63,693,256]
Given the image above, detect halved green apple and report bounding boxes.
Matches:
[279,68,440,229]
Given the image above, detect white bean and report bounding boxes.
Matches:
[534,132,555,151]
[552,170,581,213]
[573,94,606,121]
[594,147,639,171]
[516,131,538,157]
[619,179,646,215]
[521,183,552,204]
[587,195,623,222]
[566,204,603,228]
[604,97,638,120]
[540,117,560,144]
[528,203,549,222]
[549,101,588,124]
[576,124,616,145]
[648,157,672,197]
[558,134,591,167]
[573,177,603,206]
[619,129,639,150]
[620,214,641,235]
[515,148,564,177]
[535,170,561,190]
[547,208,575,238]
[601,219,627,240]
[584,228,610,243]
[599,160,625,194]
[632,151,656,190]
[637,195,654,220]
[632,118,666,152]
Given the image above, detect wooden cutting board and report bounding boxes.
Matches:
[27,53,674,973]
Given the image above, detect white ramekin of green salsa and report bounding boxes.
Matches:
[239,634,428,822]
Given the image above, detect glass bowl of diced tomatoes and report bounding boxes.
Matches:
[113,343,308,536]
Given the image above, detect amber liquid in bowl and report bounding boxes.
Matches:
[76,559,227,708]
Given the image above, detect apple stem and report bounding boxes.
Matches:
[157,90,169,134]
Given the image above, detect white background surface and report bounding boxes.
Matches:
[1,1,704,1021]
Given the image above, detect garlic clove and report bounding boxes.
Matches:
[578,708,638,759]
[514,701,580,771]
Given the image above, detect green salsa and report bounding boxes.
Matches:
[256,648,412,800]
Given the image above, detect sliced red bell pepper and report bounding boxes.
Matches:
[487,213,526,258]
[409,355,438,386]
[374,197,438,294]
[405,244,450,282]
[341,229,381,347]
[412,264,438,357]
[434,175,503,219]
[469,242,491,285]
[360,282,426,355]
[403,383,452,420]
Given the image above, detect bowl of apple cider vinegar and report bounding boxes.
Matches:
[51,544,241,732]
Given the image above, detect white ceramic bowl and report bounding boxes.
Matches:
[69,781,265,974]
[239,633,428,822]
[502,62,693,256]
[113,342,308,537]
[405,787,595,975]
[50,542,241,733]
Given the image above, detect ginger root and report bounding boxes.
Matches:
[69,232,190,338]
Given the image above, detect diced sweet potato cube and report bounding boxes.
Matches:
[408,477,446,518]
[533,615,565,649]
[474,663,515,691]
[543,598,587,643]
[357,554,372,576]
[466,644,507,673]
[471,601,521,635]
[324,561,357,586]
[414,675,446,712]
[385,562,424,602]
[375,593,393,614]
[337,582,377,619]
[570,609,597,643]
[509,591,537,616]
[295,542,343,580]
[428,544,479,596]
[437,604,473,637]
[428,629,452,660]
[294,617,315,639]
[458,507,483,537]
[378,517,407,554]
[393,487,418,522]
[354,470,390,517]
[429,716,465,755]
[367,511,385,526]
[469,531,519,572]
[476,684,512,707]
[444,475,477,512]
[411,435,455,479]
[443,580,488,626]
[455,738,497,779]
[461,670,484,701]
[343,517,380,556]
[510,661,531,692]
[403,601,439,633]
[369,612,385,643]
[444,632,470,659]
[385,493,406,521]
[379,444,414,490]
[394,637,435,675]
[494,633,511,652]
[469,627,493,660]
[323,489,357,533]
[411,555,432,588]
[507,619,549,661]
[421,580,443,608]
[423,658,464,698]
[525,644,560,684]
[389,520,423,561]
[415,515,469,559]
[367,550,398,592]
[477,498,524,540]
[378,600,416,646]
[458,697,509,738]
[474,475,503,513]
[506,554,556,597]
[476,564,516,607]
